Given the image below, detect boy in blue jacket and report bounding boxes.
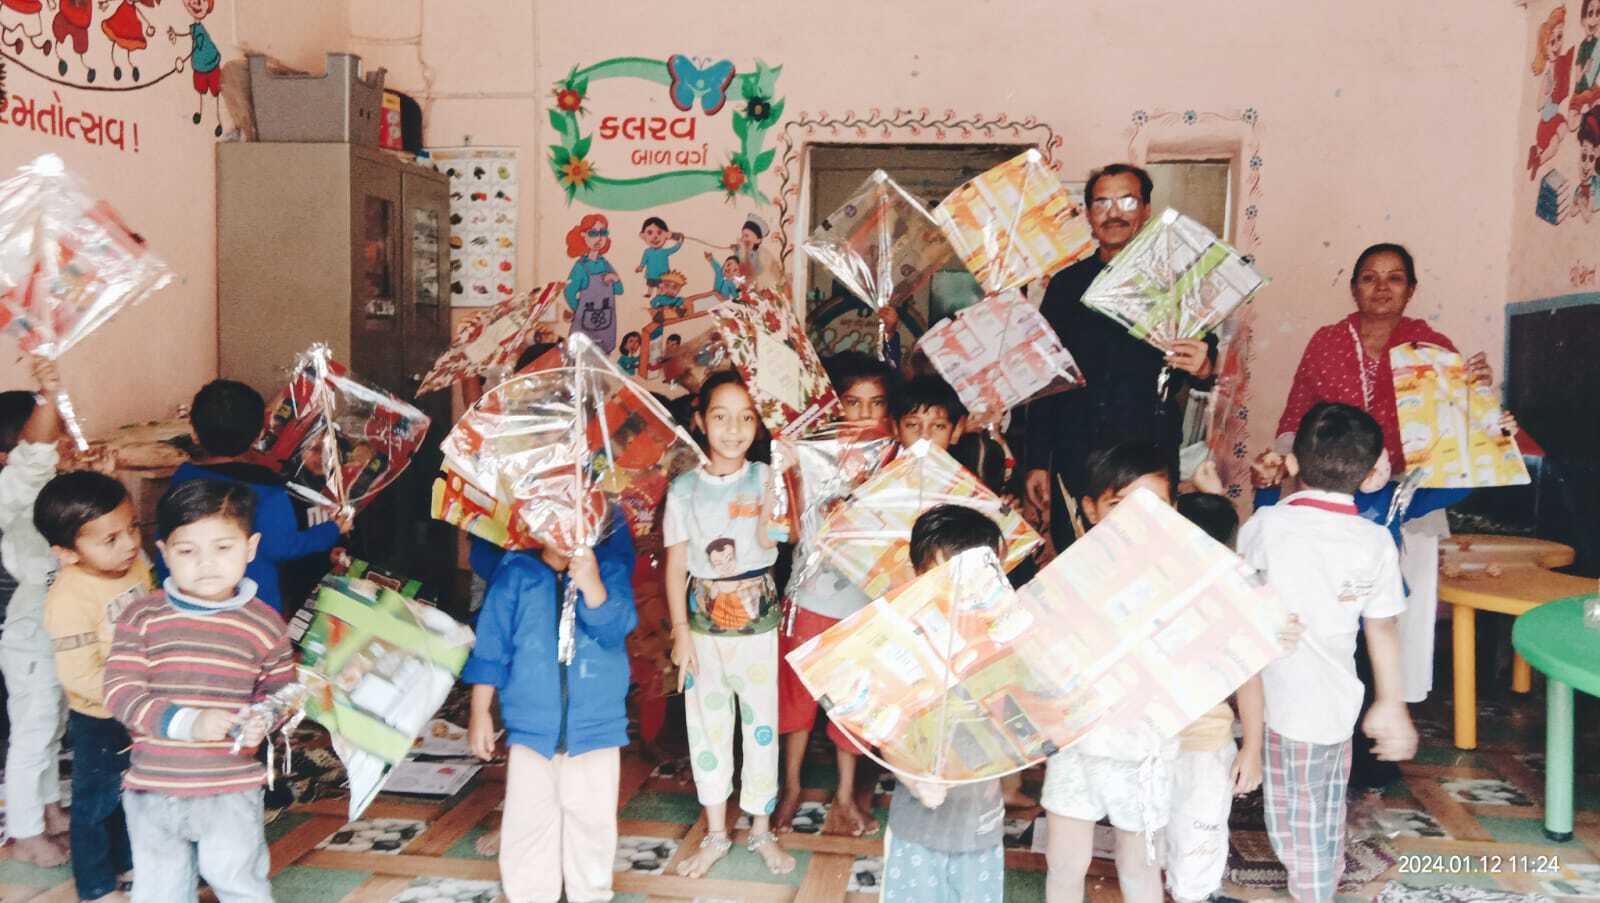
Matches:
[166,380,350,613]
[465,518,637,903]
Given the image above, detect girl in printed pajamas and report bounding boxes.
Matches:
[663,371,795,878]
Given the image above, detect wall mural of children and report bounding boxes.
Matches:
[1570,107,1600,222]
[1,0,52,56]
[98,0,158,82]
[169,0,222,136]
[617,331,643,376]
[50,0,94,79]
[1529,5,1575,179]
[707,251,742,301]
[1574,0,1600,114]
[563,213,624,353]
[643,269,695,374]
[729,213,780,292]
[635,216,684,301]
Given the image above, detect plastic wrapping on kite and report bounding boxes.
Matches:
[1390,342,1529,488]
[257,345,432,517]
[658,320,732,394]
[416,281,565,395]
[0,154,174,447]
[1081,208,1266,347]
[934,148,1094,294]
[786,487,1290,784]
[811,439,1041,602]
[439,333,706,559]
[919,289,1084,420]
[801,169,953,312]
[295,571,475,820]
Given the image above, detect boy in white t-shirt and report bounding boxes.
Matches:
[1237,403,1419,903]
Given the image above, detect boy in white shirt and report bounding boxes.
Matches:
[1237,403,1419,903]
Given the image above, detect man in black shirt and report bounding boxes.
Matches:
[1023,164,1216,548]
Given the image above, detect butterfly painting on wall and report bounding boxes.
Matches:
[667,54,736,114]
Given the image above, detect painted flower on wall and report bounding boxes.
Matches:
[560,156,595,190]
[745,96,774,126]
[1249,154,1263,170]
[1132,110,1148,125]
[720,163,747,195]
[555,87,585,113]
[1183,110,1197,124]
[1242,107,1259,125]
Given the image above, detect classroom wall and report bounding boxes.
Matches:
[348,0,1525,492]
[0,0,345,434]
[5,1,1534,478]
[1508,0,1600,302]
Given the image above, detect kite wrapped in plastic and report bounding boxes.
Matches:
[919,289,1084,421]
[934,148,1094,294]
[257,346,432,517]
[786,487,1290,784]
[0,154,174,448]
[416,281,565,396]
[1081,208,1266,348]
[437,334,707,659]
[295,572,475,819]
[657,320,733,394]
[802,170,953,348]
[1390,341,1530,488]
[811,439,1041,602]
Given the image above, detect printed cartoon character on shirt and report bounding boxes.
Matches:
[563,213,624,353]
[169,0,223,136]
[1529,5,1576,179]
[1,0,52,57]
[50,0,93,79]
[704,537,757,631]
[99,0,159,83]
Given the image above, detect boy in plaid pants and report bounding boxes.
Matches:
[1238,403,1419,902]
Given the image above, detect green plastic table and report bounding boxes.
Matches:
[1512,593,1600,842]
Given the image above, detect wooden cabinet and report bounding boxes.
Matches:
[217,143,457,602]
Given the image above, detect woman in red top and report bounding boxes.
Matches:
[1271,242,1493,476]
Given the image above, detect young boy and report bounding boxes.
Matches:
[465,518,637,902]
[38,471,153,902]
[775,351,897,836]
[105,480,293,902]
[167,379,350,613]
[882,503,1008,903]
[0,359,72,866]
[1239,403,1418,903]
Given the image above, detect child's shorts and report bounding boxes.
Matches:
[881,830,1003,903]
[1041,746,1175,833]
[1165,741,1238,903]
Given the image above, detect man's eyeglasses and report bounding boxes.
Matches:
[1089,195,1143,213]
[586,228,610,237]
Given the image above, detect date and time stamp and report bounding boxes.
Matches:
[1397,854,1564,876]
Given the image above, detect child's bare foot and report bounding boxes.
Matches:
[11,833,68,867]
[43,804,69,836]
[772,787,802,834]
[747,831,795,874]
[674,832,732,878]
[473,828,501,857]
[826,796,878,837]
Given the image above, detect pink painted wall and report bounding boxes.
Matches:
[5,1,1535,467]
[352,0,1526,466]
[0,0,345,433]
[1508,0,1600,301]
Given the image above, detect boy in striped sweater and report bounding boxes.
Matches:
[104,480,292,903]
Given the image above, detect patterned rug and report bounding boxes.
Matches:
[1227,829,1399,892]
[1371,880,1555,902]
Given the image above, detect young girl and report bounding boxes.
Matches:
[664,371,795,877]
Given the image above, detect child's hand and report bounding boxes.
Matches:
[1250,450,1285,488]
[569,551,607,608]
[29,356,61,396]
[192,708,242,742]
[704,251,714,261]
[236,708,270,748]
[902,776,948,809]
[1362,701,1418,762]
[1231,742,1263,795]
[635,265,644,273]
[1499,411,1519,437]
[1192,458,1224,495]
[468,711,497,761]
[1276,614,1305,656]
[334,509,356,533]
[1465,351,1494,386]
[671,626,697,692]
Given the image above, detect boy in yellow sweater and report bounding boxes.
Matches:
[37,470,153,903]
